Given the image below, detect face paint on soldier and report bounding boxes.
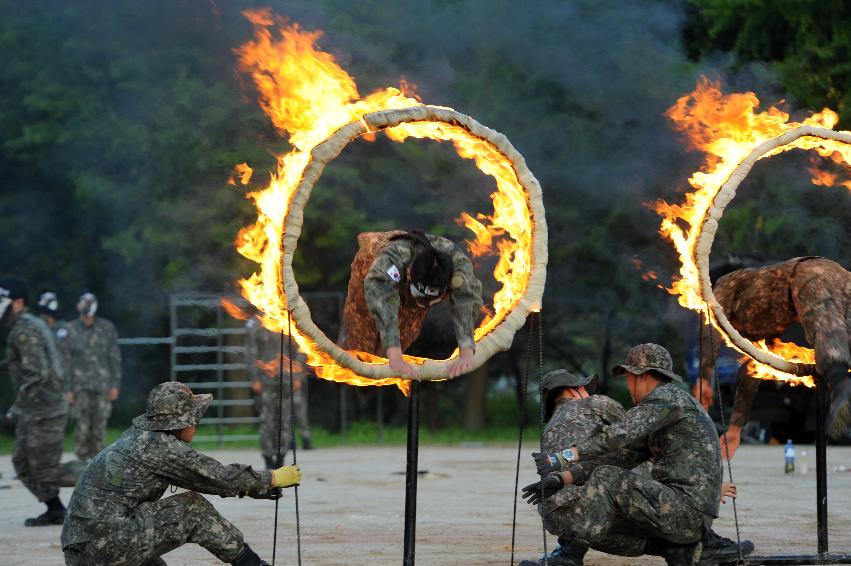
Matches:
[77,292,98,321]
[409,282,446,309]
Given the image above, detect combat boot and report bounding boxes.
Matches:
[302,435,313,450]
[826,363,851,440]
[231,544,271,566]
[518,538,588,566]
[24,496,66,527]
[263,455,275,470]
[698,529,754,564]
[644,538,702,566]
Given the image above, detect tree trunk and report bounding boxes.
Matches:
[463,362,488,431]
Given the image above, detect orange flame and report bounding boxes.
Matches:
[232,10,534,392]
[256,356,304,378]
[221,297,250,320]
[227,162,254,186]
[656,77,851,386]
[742,339,815,387]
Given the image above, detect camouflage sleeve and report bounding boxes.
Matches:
[596,396,626,425]
[149,435,274,496]
[729,364,760,428]
[566,443,650,485]
[448,247,483,351]
[575,396,682,462]
[364,245,411,351]
[10,327,51,412]
[108,322,122,391]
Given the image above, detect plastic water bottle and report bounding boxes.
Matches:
[784,439,795,474]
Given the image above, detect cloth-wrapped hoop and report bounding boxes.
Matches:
[282,106,548,380]
[696,125,851,376]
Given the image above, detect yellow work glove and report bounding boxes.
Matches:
[271,465,301,488]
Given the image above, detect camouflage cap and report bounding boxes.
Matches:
[542,369,597,421]
[612,343,682,384]
[133,381,213,431]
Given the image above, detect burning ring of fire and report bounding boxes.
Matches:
[281,105,548,382]
[695,125,851,376]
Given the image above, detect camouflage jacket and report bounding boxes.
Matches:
[570,382,722,519]
[66,317,122,393]
[364,233,483,352]
[245,317,308,391]
[61,426,274,548]
[5,310,67,420]
[543,395,636,510]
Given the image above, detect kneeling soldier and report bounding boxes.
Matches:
[61,381,301,566]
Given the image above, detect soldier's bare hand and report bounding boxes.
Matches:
[720,425,741,460]
[447,348,475,378]
[387,347,419,378]
[67,392,75,405]
[720,482,737,504]
[108,387,119,401]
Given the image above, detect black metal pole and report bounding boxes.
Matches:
[816,372,829,556]
[403,380,421,566]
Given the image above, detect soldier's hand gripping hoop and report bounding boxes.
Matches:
[271,464,301,488]
[533,449,575,475]
[521,473,564,506]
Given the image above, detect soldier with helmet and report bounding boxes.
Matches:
[1,276,70,526]
[65,291,122,458]
[61,381,302,566]
[340,229,483,378]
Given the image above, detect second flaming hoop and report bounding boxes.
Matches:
[695,125,851,377]
[282,105,548,381]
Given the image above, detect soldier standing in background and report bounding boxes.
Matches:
[1,276,70,526]
[698,257,851,452]
[245,314,312,470]
[65,292,122,459]
[340,229,483,378]
[34,291,70,367]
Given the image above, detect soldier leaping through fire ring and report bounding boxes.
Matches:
[280,105,548,381]
[690,125,851,441]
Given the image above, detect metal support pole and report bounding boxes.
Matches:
[816,372,829,556]
[377,387,384,444]
[403,380,421,566]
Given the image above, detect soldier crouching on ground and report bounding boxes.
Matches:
[340,229,483,378]
[60,381,302,566]
[524,344,722,566]
[519,368,751,566]
[2,276,79,526]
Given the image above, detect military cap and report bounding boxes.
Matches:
[0,276,28,301]
[133,381,213,431]
[542,369,597,421]
[612,343,682,383]
[34,291,60,318]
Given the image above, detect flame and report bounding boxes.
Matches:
[656,77,851,386]
[256,356,305,377]
[232,9,534,392]
[221,297,250,320]
[227,162,254,186]
[742,339,815,387]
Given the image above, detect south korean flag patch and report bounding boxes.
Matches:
[386,264,401,283]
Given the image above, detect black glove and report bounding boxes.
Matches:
[521,473,564,506]
[236,487,282,500]
[533,449,573,475]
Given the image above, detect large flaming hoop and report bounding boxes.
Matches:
[694,125,851,377]
[282,106,547,381]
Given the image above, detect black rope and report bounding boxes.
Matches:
[273,325,284,566]
[536,313,548,565]
[510,313,534,565]
[702,312,744,564]
[288,309,303,566]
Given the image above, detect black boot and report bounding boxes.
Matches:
[698,529,754,564]
[302,436,313,450]
[24,496,66,527]
[231,544,270,566]
[826,363,851,440]
[645,538,702,566]
[518,538,588,566]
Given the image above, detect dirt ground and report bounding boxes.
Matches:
[1,444,850,565]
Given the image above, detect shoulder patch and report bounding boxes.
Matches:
[451,274,465,289]
[15,332,28,345]
[386,265,401,283]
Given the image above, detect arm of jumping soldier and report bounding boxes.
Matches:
[447,247,483,353]
[364,246,411,353]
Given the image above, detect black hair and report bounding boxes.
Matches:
[410,247,453,290]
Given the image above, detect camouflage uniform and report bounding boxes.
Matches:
[700,257,851,427]
[66,316,122,458]
[61,383,276,565]
[340,231,483,355]
[554,346,722,556]
[245,318,310,461]
[5,310,69,503]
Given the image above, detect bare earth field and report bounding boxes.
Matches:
[1,444,850,565]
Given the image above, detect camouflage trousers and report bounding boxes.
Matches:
[259,386,293,460]
[541,465,707,556]
[73,390,112,459]
[12,414,66,502]
[62,491,245,566]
